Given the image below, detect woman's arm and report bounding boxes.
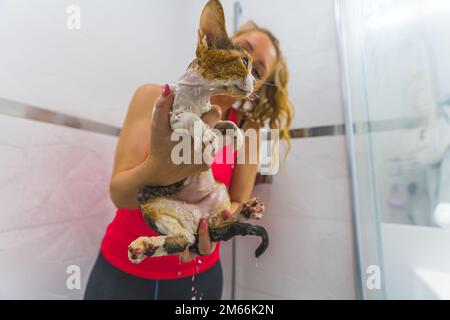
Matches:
[228,121,261,214]
[109,84,160,209]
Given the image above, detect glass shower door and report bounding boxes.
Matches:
[336,0,450,299]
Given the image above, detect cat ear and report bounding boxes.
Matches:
[198,0,231,50]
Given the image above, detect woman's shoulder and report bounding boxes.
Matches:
[133,83,162,100]
[126,83,162,116]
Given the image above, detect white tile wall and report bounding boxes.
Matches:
[232,138,356,299]
[0,115,117,299]
[0,0,208,126]
[234,215,355,299]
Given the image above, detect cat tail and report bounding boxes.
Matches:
[209,222,269,258]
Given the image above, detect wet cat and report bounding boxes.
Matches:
[128,0,268,263]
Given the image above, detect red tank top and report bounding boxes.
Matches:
[100,108,239,280]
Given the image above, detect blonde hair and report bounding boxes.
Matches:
[233,21,293,150]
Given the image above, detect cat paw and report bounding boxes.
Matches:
[128,237,157,264]
[241,198,265,220]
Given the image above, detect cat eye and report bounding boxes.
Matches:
[242,57,249,68]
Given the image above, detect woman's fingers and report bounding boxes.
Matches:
[178,214,217,264]
[152,84,174,134]
[222,210,234,219]
[198,218,214,255]
[150,88,221,183]
[201,104,222,129]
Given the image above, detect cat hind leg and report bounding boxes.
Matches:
[128,233,194,264]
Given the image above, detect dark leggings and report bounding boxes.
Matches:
[83,253,223,300]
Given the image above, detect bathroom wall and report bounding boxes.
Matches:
[0,0,356,299]
[0,0,208,126]
[221,0,357,299]
[0,115,117,299]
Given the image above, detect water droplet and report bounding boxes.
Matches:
[178,271,182,276]
[192,275,196,282]
[195,264,200,274]
[191,286,195,292]
[255,258,259,268]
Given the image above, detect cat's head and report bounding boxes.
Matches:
[192,0,254,98]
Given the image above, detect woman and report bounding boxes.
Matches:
[84,21,292,300]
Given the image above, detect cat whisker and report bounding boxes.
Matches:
[255,81,277,88]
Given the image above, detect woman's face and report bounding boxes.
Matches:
[211,30,278,109]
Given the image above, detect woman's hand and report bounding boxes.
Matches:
[178,210,233,263]
[142,84,222,186]
[178,218,213,263]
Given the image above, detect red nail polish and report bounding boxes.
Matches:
[162,84,170,97]
[200,218,207,229]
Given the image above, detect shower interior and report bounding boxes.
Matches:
[336,0,450,299]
